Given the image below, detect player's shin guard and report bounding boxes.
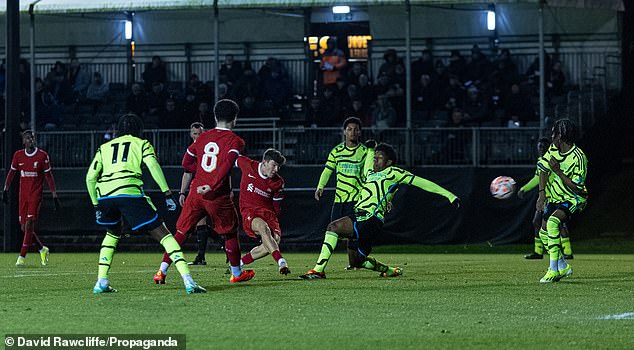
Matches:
[534,237,544,255]
[539,228,549,253]
[313,231,338,273]
[98,232,119,279]
[20,223,35,257]
[561,237,573,256]
[546,216,563,270]
[361,256,390,273]
[160,234,191,278]
[161,231,187,265]
[195,225,209,257]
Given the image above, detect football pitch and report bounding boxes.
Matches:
[1,250,633,349]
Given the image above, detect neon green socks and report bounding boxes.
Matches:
[313,231,338,273]
[160,234,191,279]
[98,232,119,280]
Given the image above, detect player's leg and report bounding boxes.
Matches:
[540,208,570,283]
[191,217,209,265]
[93,228,121,293]
[251,217,289,274]
[156,196,205,281]
[210,197,254,283]
[31,202,49,266]
[561,224,573,259]
[525,209,545,259]
[147,223,205,293]
[340,202,360,271]
[348,217,400,277]
[300,216,355,279]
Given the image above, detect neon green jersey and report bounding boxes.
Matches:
[537,144,588,206]
[86,135,170,205]
[317,142,369,203]
[354,149,457,222]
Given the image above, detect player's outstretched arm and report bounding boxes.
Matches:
[519,174,539,198]
[86,150,104,206]
[315,149,337,201]
[409,175,458,205]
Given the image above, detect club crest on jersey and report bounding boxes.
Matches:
[33,161,38,168]
[247,183,254,192]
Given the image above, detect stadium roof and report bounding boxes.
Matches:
[0,0,625,14]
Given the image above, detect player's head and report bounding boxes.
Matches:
[190,122,204,141]
[551,118,577,148]
[374,143,397,172]
[21,130,36,149]
[214,99,240,128]
[537,137,550,156]
[117,113,144,138]
[342,117,362,144]
[261,148,286,178]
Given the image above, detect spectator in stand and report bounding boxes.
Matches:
[447,50,467,82]
[182,92,199,123]
[346,62,366,85]
[347,98,371,126]
[34,78,61,130]
[466,45,491,84]
[375,72,404,124]
[441,74,466,111]
[217,83,231,100]
[258,57,287,82]
[318,87,341,126]
[548,60,566,100]
[147,82,169,118]
[85,72,110,115]
[67,58,91,101]
[333,77,348,102]
[491,48,519,90]
[320,38,347,87]
[45,61,72,104]
[219,54,243,87]
[378,49,403,83]
[372,94,397,130]
[462,85,490,125]
[411,49,435,82]
[240,95,267,117]
[434,60,450,90]
[342,84,359,113]
[186,74,211,102]
[125,83,149,117]
[233,67,260,100]
[159,98,184,129]
[261,66,291,115]
[357,73,375,107]
[503,83,535,126]
[526,50,552,87]
[443,107,470,164]
[413,74,439,119]
[194,101,214,127]
[305,96,324,127]
[142,55,167,90]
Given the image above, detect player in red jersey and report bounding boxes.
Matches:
[2,130,60,267]
[154,99,255,284]
[205,149,289,274]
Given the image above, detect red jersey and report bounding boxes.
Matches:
[237,155,284,213]
[6,148,55,201]
[182,127,245,199]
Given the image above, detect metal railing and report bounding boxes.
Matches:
[23,127,541,169]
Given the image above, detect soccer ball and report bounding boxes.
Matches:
[490,176,516,200]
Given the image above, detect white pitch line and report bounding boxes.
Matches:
[0,269,157,278]
[598,312,634,320]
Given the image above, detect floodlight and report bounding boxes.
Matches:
[332,6,350,14]
[487,4,496,31]
[125,20,133,40]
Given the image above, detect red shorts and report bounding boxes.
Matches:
[241,207,281,239]
[176,193,237,236]
[19,199,42,224]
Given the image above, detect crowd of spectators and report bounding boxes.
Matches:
[0,46,569,132]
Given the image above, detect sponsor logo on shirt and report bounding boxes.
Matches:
[20,170,39,177]
[247,183,271,198]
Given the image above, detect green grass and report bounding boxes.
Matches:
[1,251,634,349]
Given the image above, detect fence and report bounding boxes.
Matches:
[17,127,540,169]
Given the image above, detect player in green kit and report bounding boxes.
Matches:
[519,138,574,260]
[86,114,206,294]
[314,117,370,270]
[536,119,587,283]
[301,143,460,279]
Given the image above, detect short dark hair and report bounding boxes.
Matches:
[190,122,204,129]
[552,118,577,144]
[22,129,35,138]
[263,148,286,165]
[538,137,550,147]
[343,117,362,130]
[375,143,397,164]
[214,99,240,123]
[117,114,144,137]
